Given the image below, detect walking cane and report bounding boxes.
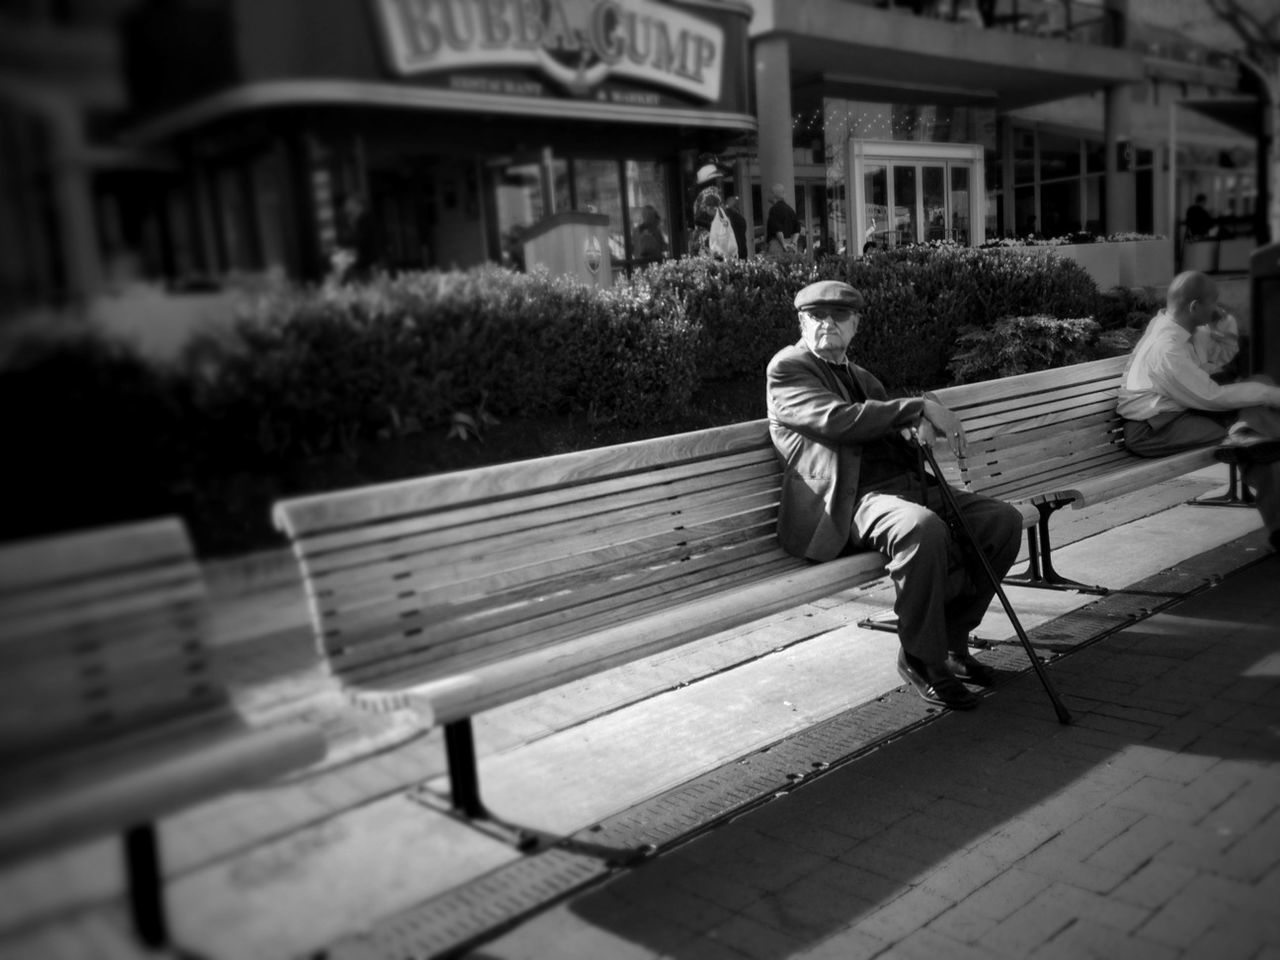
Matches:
[913,429,1073,725]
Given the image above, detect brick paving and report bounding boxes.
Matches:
[476,549,1280,960]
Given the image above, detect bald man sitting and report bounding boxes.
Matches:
[1118,270,1280,552]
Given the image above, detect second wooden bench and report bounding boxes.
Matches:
[273,420,889,819]
[930,354,1245,592]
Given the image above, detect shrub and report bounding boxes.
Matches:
[0,327,186,541]
[824,245,1101,389]
[947,315,1101,384]
[634,256,816,381]
[1094,286,1160,331]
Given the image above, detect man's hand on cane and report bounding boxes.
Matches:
[918,394,967,458]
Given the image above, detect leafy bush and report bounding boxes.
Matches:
[824,245,1101,389]
[635,256,816,380]
[947,315,1101,383]
[0,326,186,541]
[1094,286,1160,331]
[187,267,702,467]
[0,246,1117,553]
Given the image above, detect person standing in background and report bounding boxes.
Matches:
[766,183,799,255]
[723,195,749,258]
[690,163,726,257]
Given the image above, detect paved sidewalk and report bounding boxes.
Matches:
[475,546,1280,960]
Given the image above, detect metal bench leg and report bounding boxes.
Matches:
[124,823,169,950]
[445,719,486,819]
[1003,505,1107,594]
[1187,463,1255,508]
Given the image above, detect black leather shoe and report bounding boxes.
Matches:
[1215,432,1280,465]
[897,651,978,710]
[947,652,996,686]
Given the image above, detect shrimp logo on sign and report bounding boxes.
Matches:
[584,235,602,275]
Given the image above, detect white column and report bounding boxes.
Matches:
[1105,83,1136,234]
[754,36,795,218]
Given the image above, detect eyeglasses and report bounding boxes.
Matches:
[803,307,859,324]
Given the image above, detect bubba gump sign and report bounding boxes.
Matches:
[375,0,724,102]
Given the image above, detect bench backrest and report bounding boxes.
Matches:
[273,420,808,689]
[0,517,222,765]
[931,355,1131,500]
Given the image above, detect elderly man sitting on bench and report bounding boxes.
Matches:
[1118,270,1280,553]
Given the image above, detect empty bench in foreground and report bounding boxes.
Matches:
[273,420,889,819]
[931,353,1243,592]
[0,517,326,952]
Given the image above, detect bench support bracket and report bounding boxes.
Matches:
[1004,503,1108,595]
[1187,463,1255,508]
[445,719,486,819]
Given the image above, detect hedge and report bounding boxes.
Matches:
[1,246,1136,551]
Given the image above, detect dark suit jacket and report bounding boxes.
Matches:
[766,341,924,561]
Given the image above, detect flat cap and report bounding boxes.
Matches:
[794,280,864,312]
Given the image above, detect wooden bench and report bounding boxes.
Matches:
[930,354,1245,592]
[273,421,888,819]
[0,517,326,951]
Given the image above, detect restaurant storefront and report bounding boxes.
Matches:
[122,0,755,282]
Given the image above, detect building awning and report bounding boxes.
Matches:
[122,79,757,145]
[1180,96,1259,138]
[760,3,1145,110]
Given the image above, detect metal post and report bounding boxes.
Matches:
[124,823,169,950]
[444,719,486,818]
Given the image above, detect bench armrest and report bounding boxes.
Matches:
[1041,448,1219,510]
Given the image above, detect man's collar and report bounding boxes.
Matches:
[1155,309,1193,341]
[800,340,851,367]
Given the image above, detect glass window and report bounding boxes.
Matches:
[950,165,970,245]
[864,163,888,250]
[1014,129,1036,185]
[1085,138,1106,175]
[1040,179,1081,236]
[1039,132,1080,181]
[573,159,625,263]
[625,159,671,266]
[493,161,547,269]
[1015,184,1037,237]
[923,165,946,241]
[893,165,918,242]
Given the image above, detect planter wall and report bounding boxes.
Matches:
[1116,239,1173,289]
[997,243,1119,290]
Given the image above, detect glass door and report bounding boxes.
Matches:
[793,181,831,256]
[850,141,986,254]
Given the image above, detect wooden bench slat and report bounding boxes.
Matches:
[933,356,1128,411]
[312,507,782,655]
[1038,447,1220,508]
[959,397,1119,441]
[0,712,324,864]
[0,516,327,879]
[328,529,791,677]
[0,517,194,590]
[294,464,781,588]
[290,448,781,562]
[344,552,887,722]
[275,420,777,536]
[306,484,783,620]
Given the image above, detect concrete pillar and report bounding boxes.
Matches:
[39,95,102,309]
[1105,83,1136,234]
[754,36,794,219]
